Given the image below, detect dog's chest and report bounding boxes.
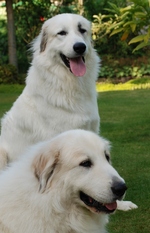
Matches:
[38,99,100,137]
[22,79,100,139]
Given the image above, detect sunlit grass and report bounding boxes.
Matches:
[96,77,150,92]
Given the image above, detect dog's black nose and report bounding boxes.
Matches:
[73,42,86,54]
[111,181,127,198]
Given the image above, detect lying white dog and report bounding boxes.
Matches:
[0,13,137,211]
[0,130,128,233]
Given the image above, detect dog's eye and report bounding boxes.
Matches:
[105,152,110,163]
[79,28,86,34]
[80,159,92,168]
[57,31,67,36]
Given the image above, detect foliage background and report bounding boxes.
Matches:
[0,0,150,80]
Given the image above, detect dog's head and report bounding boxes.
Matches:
[32,14,97,77]
[32,129,127,215]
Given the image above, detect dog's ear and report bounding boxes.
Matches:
[32,146,59,193]
[40,29,48,52]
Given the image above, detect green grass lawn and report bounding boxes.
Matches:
[0,85,150,232]
[0,85,24,117]
[98,90,150,233]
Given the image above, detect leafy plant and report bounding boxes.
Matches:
[0,64,21,84]
[99,56,150,80]
[93,0,150,52]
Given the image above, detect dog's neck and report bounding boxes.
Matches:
[48,201,108,233]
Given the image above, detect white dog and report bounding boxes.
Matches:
[0,130,128,233]
[0,14,137,211]
[0,13,100,168]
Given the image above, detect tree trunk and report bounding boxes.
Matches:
[6,0,18,69]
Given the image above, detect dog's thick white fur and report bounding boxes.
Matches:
[0,13,100,167]
[0,14,137,211]
[0,130,128,233]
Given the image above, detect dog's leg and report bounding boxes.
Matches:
[0,147,8,171]
[116,200,138,211]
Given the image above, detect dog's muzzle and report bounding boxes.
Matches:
[60,42,86,77]
[80,181,127,214]
[80,191,117,214]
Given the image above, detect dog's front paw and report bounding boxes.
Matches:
[116,200,138,211]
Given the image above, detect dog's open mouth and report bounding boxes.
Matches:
[80,191,117,214]
[60,53,86,77]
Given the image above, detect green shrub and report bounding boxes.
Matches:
[0,64,20,84]
[99,64,150,79]
[99,56,150,80]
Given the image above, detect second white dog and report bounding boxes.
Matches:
[0,130,127,233]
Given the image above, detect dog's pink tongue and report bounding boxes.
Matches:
[69,57,86,77]
[105,202,117,210]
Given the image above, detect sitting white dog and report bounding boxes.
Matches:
[0,13,100,168]
[0,14,137,211]
[0,130,129,233]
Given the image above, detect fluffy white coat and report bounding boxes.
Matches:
[0,130,126,233]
